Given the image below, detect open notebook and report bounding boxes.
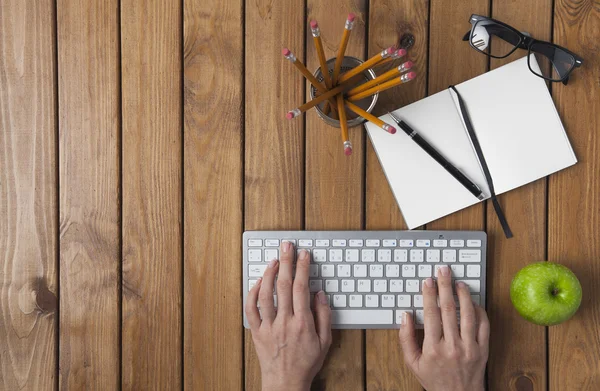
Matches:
[365,56,577,229]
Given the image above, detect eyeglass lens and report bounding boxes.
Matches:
[470,20,521,58]
[529,42,575,81]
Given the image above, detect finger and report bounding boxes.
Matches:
[398,312,421,369]
[258,259,279,324]
[422,277,442,343]
[293,249,311,314]
[437,266,459,340]
[276,241,295,316]
[475,304,490,351]
[456,281,477,341]
[313,291,332,348]
[245,278,263,330]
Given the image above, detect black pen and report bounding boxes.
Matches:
[387,112,485,200]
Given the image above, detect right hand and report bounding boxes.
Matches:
[398,265,490,391]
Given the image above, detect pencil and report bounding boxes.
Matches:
[337,94,352,155]
[310,20,332,89]
[344,100,397,134]
[337,46,395,84]
[376,48,407,67]
[346,61,413,97]
[346,71,416,102]
[332,13,356,85]
[286,82,347,119]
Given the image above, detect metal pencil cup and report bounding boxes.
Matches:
[310,56,378,128]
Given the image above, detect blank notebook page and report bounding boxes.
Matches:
[366,56,576,229]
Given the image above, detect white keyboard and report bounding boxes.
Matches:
[243,231,487,329]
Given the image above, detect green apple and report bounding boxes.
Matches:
[510,262,582,326]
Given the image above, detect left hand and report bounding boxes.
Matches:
[245,242,332,391]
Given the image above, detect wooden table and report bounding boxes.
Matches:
[1,0,598,390]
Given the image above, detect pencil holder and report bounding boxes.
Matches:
[311,56,378,128]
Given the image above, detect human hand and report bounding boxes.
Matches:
[398,265,490,391]
[245,242,332,391]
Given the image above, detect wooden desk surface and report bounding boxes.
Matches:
[1,0,598,390]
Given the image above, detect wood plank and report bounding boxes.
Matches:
[0,1,58,389]
[304,2,366,390]
[365,1,429,389]
[244,0,304,389]
[549,1,600,389]
[121,1,182,389]
[183,0,243,388]
[57,0,120,388]
[485,3,552,390]
[426,0,488,232]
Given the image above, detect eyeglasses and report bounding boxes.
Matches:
[463,14,583,85]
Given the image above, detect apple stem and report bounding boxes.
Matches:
[552,287,559,296]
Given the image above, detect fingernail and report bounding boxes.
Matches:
[318,291,328,305]
[268,259,278,268]
[282,241,291,253]
[299,249,308,261]
[257,277,262,284]
[402,312,408,325]
[440,265,450,277]
[425,277,434,287]
[456,281,466,289]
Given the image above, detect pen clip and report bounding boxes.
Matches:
[387,112,402,125]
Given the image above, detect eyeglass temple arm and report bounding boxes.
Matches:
[462,30,470,41]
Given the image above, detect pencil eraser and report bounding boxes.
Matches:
[404,61,414,69]
[406,71,416,80]
[344,146,353,156]
[310,20,318,28]
[282,48,291,56]
[389,127,397,134]
[286,112,294,120]
[385,46,395,54]
[397,48,407,57]
[347,13,356,22]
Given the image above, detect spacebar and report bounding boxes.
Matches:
[331,310,393,325]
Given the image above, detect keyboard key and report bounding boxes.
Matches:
[374,280,387,292]
[386,264,400,278]
[329,249,343,262]
[265,239,279,247]
[416,240,431,247]
[366,239,380,247]
[402,265,416,278]
[467,239,482,247]
[443,249,457,262]
[418,265,432,277]
[394,249,408,262]
[365,295,379,308]
[459,249,481,262]
[361,249,375,262]
[434,264,443,277]
[433,239,448,247]
[349,295,362,307]
[315,239,329,247]
[337,265,351,278]
[341,279,355,292]
[450,264,465,278]
[415,310,425,324]
[298,239,313,247]
[406,280,420,292]
[345,249,359,262]
[471,295,481,305]
[450,239,464,247]
[248,249,262,262]
[332,310,392,325]
[282,239,296,245]
[309,280,323,292]
[325,295,331,305]
[332,239,346,247]
[333,295,347,308]
[357,280,371,292]
[426,249,440,263]
[248,265,268,277]
[400,240,414,247]
[313,249,327,263]
[383,239,397,247]
[370,265,384,278]
[382,295,395,308]
[325,280,339,293]
[377,249,392,262]
[309,265,319,277]
[321,265,335,277]
[353,265,367,278]
[390,280,404,293]
[349,239,363,247]
[248,279,258,291]
[410,249,424,262]
[396,295,411,307]
[457,280,481,293]
[396,310,413,324]
[264,249,278,262]
[467,265,481,277]
[248,239,262,247]
[414,295,423,308]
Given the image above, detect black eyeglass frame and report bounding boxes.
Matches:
[462,14,584,85]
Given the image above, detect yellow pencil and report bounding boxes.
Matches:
[310,20,332,89]
[344,100,397,134]
[376,48,407,68]
[337,46,394,84]
[286,82,346,119]
[337,94,352,156]
[332,13,356,85]
[346,61,413,97]
[346,71,416,102]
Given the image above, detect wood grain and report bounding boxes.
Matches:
[183,0,243,388]
[121,1,182,389]
[244,0,305,389]
[0,1,58,389]
[57,1,120,389]
[549,0,600,389]
[365,1,429,389]
[485,3,552,390]
[305,2,366,390]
